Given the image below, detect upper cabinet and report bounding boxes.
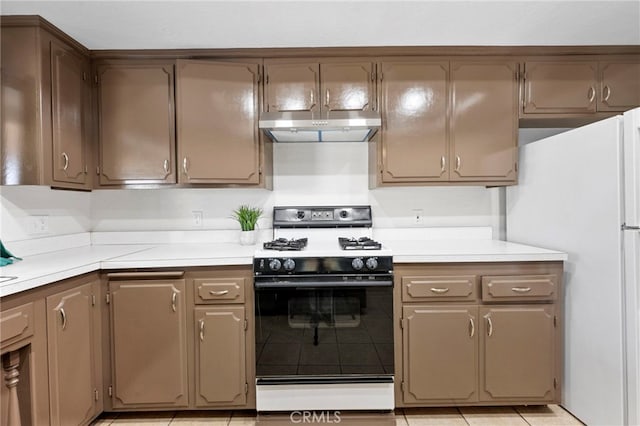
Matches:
[521,56,640,117]
[176,60,262,185]
[96,61,177,186]
[1,18,92,189]
[598,58,640,111]
[264,59,376,113]
[374,58,518,187]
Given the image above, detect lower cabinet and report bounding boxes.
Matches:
[108,272,189,409]
[46,279,102,425]
[194,306,247,407]
[396,263,562,407]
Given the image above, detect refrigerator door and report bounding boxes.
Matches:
[623,107,640,426]
[623,108,640,228]
[507,115,625,426]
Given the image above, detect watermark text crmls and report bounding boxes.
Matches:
[289,410,342,423]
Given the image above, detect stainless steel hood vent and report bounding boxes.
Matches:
[259,110,381,143]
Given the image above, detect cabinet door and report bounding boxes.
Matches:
[380,60,449,183]
[479,306,556,402]
[450,61,518,183]
[109,278,188,408]
[599,60,640,111]
[402,306,478,404]
[97,62,176,185]
[195,306,246,407]
[523,61,598,114]
[50,40,89,186]
[321,61,375,111]
[264,61,319,112]
[176,60,260,185]
[46,281,99,425]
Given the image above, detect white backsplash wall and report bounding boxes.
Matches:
[92,143,498,236]
[0,186,91,242]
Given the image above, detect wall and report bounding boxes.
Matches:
[91,143,496,234]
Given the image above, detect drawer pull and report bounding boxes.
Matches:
[62,152,69,171]
[511,287,532,293]
[469,317,475,338]
[199,319,205,341]
[171,292,177,312]
[487,316,493,337]
[60,308,67,330]
[430,287,450,294]
[209,290,229,296]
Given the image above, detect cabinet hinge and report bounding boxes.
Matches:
[244,319,248,331]
[553,378,557,389]
[108,385,113,397]
[94,389,99,401]
[92,295,96,306]
[106,293,110,304]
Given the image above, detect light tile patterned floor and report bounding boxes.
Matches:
[91,405,585,426]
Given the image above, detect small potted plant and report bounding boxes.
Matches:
[232,205,263,245]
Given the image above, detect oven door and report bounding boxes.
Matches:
[254,278,394,411]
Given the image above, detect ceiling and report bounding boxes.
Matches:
[1,1,639,50]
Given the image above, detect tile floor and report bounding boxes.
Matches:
[91,405,584,426]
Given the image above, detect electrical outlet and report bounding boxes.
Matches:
[27,215,49,235]
[412,209,424,225]
[192,210,203,228]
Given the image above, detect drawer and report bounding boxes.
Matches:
[402,275,477,302]
[194,277,245,304]
[482,274,557,302]
[1,302,34,349]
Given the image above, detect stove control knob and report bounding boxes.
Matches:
[366,257,379,270]
[283,258,296,272]
[269,259,282,271]
[351,257,364,271]
[296,210,305,219]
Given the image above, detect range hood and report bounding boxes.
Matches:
[259,110,381,143]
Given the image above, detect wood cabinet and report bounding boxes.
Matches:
[108,272,188,409]
[450,61,518,183]
[46,279,101,425]
[1,19,91,189]
[264,59,376,113]
[395,262,562,407]
[176,60,262,185]
[521,57,640,117]
[189,267,253,408]
[96,61,177,186]
[374,58,517,186]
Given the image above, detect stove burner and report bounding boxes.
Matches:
[338,237,382,250]
[263,238,308,251]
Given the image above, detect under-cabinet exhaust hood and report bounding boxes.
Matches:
[259,110,381,143]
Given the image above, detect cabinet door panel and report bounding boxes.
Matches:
[51,40,88,185]
[480,306,555,401]
[451,62,518,182]
[380,61,449,182]
[110,279,188,408]
[46,282,96,425]
[523,61,598,113]
[321,62,375,111]
[195,306,246,406]
[402,306,477,403]
[599,61,640,111]
[177,60,260,184]
[98,63,176,185]
[264,62,319,112]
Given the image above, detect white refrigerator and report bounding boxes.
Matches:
[507,108,640,426]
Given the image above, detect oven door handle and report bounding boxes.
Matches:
[254,280,393,289]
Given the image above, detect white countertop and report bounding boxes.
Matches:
[0,235,566,298]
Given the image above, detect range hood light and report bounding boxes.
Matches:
[259,110,381,143]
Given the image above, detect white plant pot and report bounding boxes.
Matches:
[239,230,257,246]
